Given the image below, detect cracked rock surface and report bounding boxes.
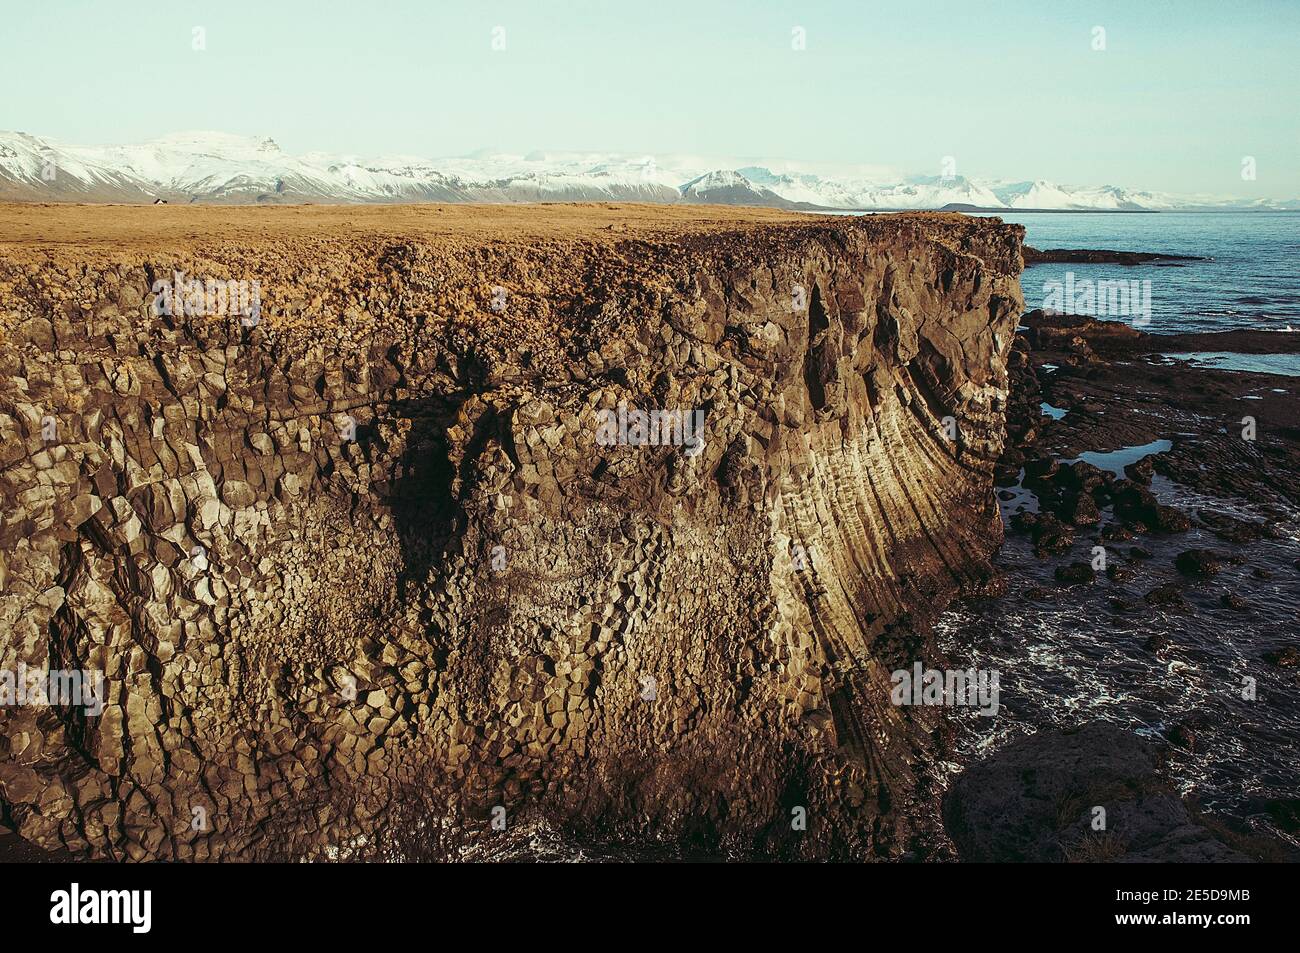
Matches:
[0,204,1023,860]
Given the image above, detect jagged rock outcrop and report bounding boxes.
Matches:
[943,724,1258,862]
[0,205,1023,860]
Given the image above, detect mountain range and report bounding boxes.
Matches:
[3,130,1296,211]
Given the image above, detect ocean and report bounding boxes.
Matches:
[992,210,1300,335]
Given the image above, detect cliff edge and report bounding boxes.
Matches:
[0,204,1024,860]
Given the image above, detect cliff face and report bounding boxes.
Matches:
[0,205,1023,860]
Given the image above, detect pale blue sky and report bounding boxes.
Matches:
[2,0,1297,196]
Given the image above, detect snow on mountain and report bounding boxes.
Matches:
[0,131,158,201]
[878,175,1006,209]
[1,130,1295,210]
[735,167,882,208]
[996,180,1088,209]
[678,170,796,206]
[681,169,754,193]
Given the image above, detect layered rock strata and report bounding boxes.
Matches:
[0,205,1023,860]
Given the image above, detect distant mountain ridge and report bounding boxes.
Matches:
[3,130,1296,211]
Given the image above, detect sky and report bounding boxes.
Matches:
[2,0,1297,197]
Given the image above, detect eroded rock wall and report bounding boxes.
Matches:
[0,210,1023,860]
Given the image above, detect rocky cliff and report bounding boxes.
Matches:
[0,204,1023,860]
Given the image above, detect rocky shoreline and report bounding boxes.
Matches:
[940,306,1300,862]
[1005,309,1300,510]
[1022,246,1209,267]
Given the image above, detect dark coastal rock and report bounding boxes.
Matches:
[1107,564,1136,583]
[943,723,1251,862]
[1264,799,1300,835]
[1145,583,1185,607]
[1154,504,1190,535]
[1010,511,1040,534]
[1197,510,1273,544]
[1099,523,1135,542]
[1219,592,1248,611]
[1054,460,1107,493]
[1157,433,1300,512]
[1113,481,1191,533]
[1023,456,1059,480]
[1166,720,1200,752]
[1055,562,1096,585]
[998,446,1027,466]
[1176,548,1224,576]
[1022,248,1207,267]
[1019,423,1041,443]
[993,465,1021,487]
[1159,329,1300,356]
[1026,311,1300,510]
[1124,456,1155,484]
[1110,479,1155,507]
[1264,646,1300,668]
[1066,335,1096,361]
[967,572,1010,600]
[1111,481,1156,523]
[1020,310,1144,351]
[1151,505,1192,533]
[1065,492,1102,527]
[1143,633,1171,652]
[1031,515,1076,556]
[988,306,1300,859]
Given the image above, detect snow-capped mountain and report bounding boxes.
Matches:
[1,130,1295,211]
[678,169,796,207]
[869,175,1007,210]
[989,180,1186,211]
